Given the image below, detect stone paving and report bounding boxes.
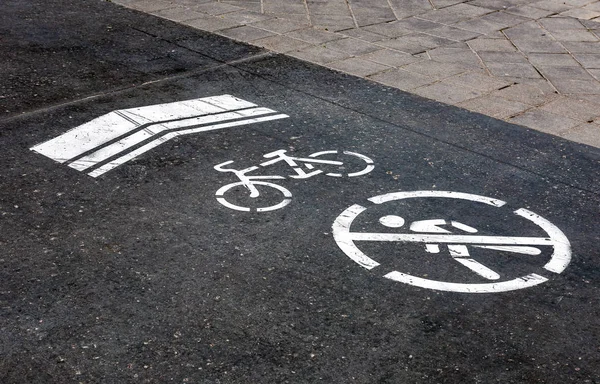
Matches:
[113,0,600,148]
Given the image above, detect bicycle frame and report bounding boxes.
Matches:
[260,149,343,179]
[214,160,284,198]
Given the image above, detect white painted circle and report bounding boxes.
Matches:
[216,181,292,212]
[332,191,572,293]
[379,215,405,228]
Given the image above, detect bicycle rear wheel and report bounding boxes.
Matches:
[215,181,292,212]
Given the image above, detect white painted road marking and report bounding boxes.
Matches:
[367,191,507,207]
[342,233,554,245]
[379,215,405,228]
[30,95,289,177]
[87,114,287,178]
[472,245,542,255]
[332,191,572,293]
[214,149,375,212]
[69,107,279,171]
[383,272,548,293]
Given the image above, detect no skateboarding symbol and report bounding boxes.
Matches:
[332,191,571,293]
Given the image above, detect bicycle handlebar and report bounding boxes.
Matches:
[213,160,235,171]
[262,149,288,158]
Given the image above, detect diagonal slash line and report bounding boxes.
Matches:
[344,233,555,245]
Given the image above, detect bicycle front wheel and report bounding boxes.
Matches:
[308,150,374,177]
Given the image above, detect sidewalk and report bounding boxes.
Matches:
[113,0,600,148]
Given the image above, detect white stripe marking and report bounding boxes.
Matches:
[200,94,257,111]
[69,107,277,171]
[343,232,554,245]
[451,221,478,233]
[119,100,224,125]
[88,114,288,177]
[30,95,256,163]
[472,245,542,255]
[453,258,501,280]
[31,112,140,163]
[448,244,469,257]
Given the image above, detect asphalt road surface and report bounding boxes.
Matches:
[1,1,599,383]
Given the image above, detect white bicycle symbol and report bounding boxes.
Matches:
[214,149,374,212]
